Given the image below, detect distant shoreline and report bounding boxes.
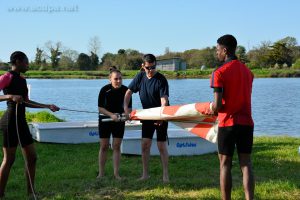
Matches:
[0,69,299,79]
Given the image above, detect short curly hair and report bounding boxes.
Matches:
[10,51,27,65]
[217,35,237,55]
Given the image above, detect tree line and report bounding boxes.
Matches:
[1,36,300,71]
[159,36,300,69]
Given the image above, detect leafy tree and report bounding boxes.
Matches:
[292,58,300,69]
[278,36,297,47]
[125,49,141,56]
[116,55,127,70]
[45,41,62,69]
[77,53,91,70]
[278,36,300,63]
[99,49,144,70]
[247,41,272,68]
[199,47,219,68]
[269,41,292,67]
[236,45,248,63]
[181,48,218,69]
[125,49,143,70]
[0,61,9,70]
[114,49,127,69]
[90,52,99,70]
[127,56,143,70]
[118,49,126,55]
[59,56,73,70]
[158,51,182,61]
[88,36,101,56]
[100,53,117,69]
[60,49,79,70]
[182,49,202,68]
[34,47,43,66]
[181,49,197,65]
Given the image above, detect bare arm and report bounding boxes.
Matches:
[211,91,223,112]
[160,95,169,107]
[25,100,59,112]
[0,95,23,103]
[123,89,133,115]
[98,107,119,122]
[154,95,169,126]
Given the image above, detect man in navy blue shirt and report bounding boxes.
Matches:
[124,54,169,183]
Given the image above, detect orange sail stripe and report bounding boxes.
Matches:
[195,102,211,114]
[162,105,182,115]
[128,102,218,143]
[190,123,213,139]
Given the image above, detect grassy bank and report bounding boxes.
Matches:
[1,69,300,79]
[0,136,298,199]
[251,68,300,78]
[0,111,64,123]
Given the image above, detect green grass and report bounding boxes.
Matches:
[1,69,299,79]
[0,111,64,123]
[251,68,300,78]
[0,136,298,199]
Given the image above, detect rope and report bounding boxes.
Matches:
[15,103,37,200]
[13,101,99,200]
[24,101,99,114]
[23,101,133,123]
[59,108,99,114]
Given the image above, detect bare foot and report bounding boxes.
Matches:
[137,176,150,181]
[163,177,170,183]
[114,175,122,180]
[96,174,104,179]
[28,192,39,200]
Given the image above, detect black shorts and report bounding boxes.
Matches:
[0,111,33,148]
[98,121,125,139]
[218,125,254,156]
[142,120,168,142]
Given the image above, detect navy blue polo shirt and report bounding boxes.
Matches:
[128,71,169,109]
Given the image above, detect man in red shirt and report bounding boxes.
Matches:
[210,35,255,200]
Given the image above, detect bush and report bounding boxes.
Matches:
[282,63,288,69]
[292,58,300,69]
[246,62,261,69]
[25,111,64,122]
[39,66,47,71]
[274,63,281,69]
[0,111,64,122]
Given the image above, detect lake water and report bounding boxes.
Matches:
[1,78,299,137]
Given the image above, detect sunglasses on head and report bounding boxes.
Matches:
[145,65,156,70]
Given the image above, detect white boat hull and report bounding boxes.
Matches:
[121,129,217,156]
[29,121,217,156]
[29,121,141,144]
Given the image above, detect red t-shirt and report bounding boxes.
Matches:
[210,59,254,127]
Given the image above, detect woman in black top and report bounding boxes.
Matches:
[97,67,131,180]
[0,51,59,197]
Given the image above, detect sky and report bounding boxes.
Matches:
[0,0,299,62]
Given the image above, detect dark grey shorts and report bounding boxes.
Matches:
[218,125,254,156]
[141,120,168,142]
